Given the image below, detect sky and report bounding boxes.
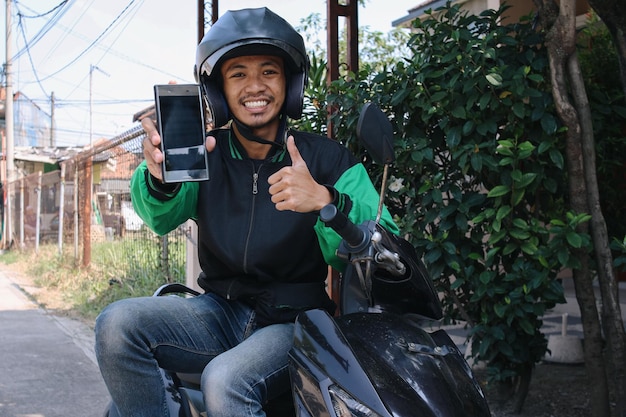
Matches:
[1,0,420,147]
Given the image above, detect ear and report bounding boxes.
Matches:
[200,75,230,128]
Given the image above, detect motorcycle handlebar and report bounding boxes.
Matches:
[320,204,370,251]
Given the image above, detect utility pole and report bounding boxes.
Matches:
[82,64,108,266]
[4,0,15,248]
[50,91,55,146]
[5,0,14,181]
[82,65,94,266]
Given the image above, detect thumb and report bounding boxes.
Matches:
[286,136,305,166]
[205,135,216,153]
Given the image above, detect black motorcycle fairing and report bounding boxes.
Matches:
[340,312,491,417]
[289,309,391,417]
[289,308,491,417]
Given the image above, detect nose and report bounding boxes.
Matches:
[243,71,266,94]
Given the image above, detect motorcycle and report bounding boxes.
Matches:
[104,103,491,417]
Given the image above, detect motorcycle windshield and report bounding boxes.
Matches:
[342,227,443,320]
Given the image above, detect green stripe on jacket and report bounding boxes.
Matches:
[314,163,399,272]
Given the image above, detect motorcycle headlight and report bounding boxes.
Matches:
[328,385,382,417]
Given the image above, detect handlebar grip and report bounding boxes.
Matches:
[320,204,369,250]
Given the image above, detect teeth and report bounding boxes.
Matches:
[245,100,268,108]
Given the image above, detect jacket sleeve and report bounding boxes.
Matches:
[314,162,399,271]
[130,161,199,235]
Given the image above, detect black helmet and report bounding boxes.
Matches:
[195,7,309,128]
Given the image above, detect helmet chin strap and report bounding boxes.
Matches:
[232,117,287,150]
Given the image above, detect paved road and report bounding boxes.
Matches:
[0,270,110,417]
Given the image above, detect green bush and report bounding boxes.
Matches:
[321,3,592,383]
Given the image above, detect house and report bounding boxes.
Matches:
[392,0,591,28]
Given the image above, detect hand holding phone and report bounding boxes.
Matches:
[141,117,165,181]
[154,84,210,183]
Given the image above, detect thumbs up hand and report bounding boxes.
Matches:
[268,136,332,213]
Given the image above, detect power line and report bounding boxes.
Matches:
[16,12,49,97]
[11,0,190,103]
[34,0,140,83]
[11,0,74,61]
[30,98,152,106]
[15,0,69,19]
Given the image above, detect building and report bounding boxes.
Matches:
[392,0,590,28]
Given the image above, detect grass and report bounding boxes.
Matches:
[0,237,186,323]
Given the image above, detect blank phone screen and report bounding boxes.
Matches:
[155,85,209,182]
[160,95,205,149]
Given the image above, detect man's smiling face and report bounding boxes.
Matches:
[221,54,286,136]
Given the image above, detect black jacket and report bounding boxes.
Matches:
[131,127,397,325]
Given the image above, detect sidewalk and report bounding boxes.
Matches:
[0,270,110,417]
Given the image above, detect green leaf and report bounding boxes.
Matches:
[515,173,537,188]
[479,93,491,110]
[512,218,528,229]
[511,188,525,206]
[503,242,518,255]
[566,232,583,248]
[492,326,505,340]
[451,106,466,118]
[488,185,510,198]
[496,206,512,221]
[520,241,538,255]
[446,127,462,147]
[489,230,507,245]
[478,273,491,286]
[510,229,530,240]
[462,120,475,136]
[494,304,507,318]
[486,73,503,86]
[476,119,497,135]
[549,149,564,169]
[519,319,535,335]
[496,142,514,156]
[470,152,483,171]
[431,91,447,102]
[540,113,557,134]
[512,102,525,118]
[537,141,552,154]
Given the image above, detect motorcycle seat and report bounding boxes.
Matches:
[176,372,202,388]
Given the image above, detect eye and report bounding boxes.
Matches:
[228,71,245,79]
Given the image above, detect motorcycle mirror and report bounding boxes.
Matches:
[356,103,395,165]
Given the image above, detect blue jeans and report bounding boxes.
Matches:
[95,293,294,417]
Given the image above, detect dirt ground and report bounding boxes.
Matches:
[3,263,597,416]
[482,363,594,416]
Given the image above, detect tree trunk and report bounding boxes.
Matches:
[533,0,611,415]
[511,363,532,414]
[569,47,626,417]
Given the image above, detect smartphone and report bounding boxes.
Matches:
[153,84,209,183]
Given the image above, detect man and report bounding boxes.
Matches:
[95,7,397,417]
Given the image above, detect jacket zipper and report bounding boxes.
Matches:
[252,172,259,195]
[240,163,262,278]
